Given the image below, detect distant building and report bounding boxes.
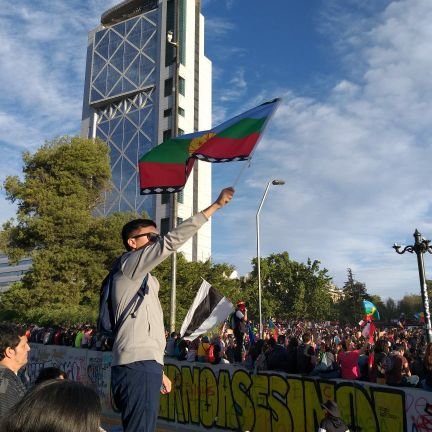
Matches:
[328,283,345,303]
[81,0,212,261]
[0,253,32,293]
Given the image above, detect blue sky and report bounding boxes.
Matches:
[1,0,432,301]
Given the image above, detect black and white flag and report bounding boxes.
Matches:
[180,279,234,341]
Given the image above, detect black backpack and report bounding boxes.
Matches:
[97,258,149,339]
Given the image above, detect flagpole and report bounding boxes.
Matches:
[169,0,180,333]
[232,158,251,188]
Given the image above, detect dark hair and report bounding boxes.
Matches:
[0,380,101,432]
[302,332,311,343]
[35,367,68,385]
[121,218,157,251]
[0,324,26,361]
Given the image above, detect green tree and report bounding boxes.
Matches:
[247,252,333,321]
[0,136,143,324]
[339,268,368,324]
[398,294,423,319]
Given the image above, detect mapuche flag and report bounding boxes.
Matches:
[139,98,281,194]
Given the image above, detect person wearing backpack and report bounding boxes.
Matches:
[109,187,234,432]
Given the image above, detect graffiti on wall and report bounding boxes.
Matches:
[28,345,432,432]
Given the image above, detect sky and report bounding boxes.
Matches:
[1,0,432,301]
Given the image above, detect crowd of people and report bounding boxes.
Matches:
[22,315,432,390]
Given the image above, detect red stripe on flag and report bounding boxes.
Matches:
[193,133,260,159]
[139,161,189,188]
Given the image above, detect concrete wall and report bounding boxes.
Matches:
[28,344,432,431]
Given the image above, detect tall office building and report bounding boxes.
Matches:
[81,0,212,261]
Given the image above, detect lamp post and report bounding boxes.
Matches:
[393,229,432,343]
[256,179,285,339]
[167,1,180,333]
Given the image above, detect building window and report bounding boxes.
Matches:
[164,108,172,117]
[177,190,184,204]
[163,130,172,141]
[160,217,170,236]
[177,217,183,226]
[161,193,170,205]
[164,78,173,97]
[178,107,185,117]
[179,77,185,96]
[178,128,184,136]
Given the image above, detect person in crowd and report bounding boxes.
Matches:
[197,336,211,362]
[0,379,102,432]
[233,301,248,363]
[386,343,419,387]
[165,332,177,357]
[337,338,365,380]
[421,342,432,391]
[318,399,350,432]
[266,335,289,372]
[297,332,317,375]
[110,187,234,432]
[0,324,30,418]
[371,339,389,384]
[34,367,68,385]
[311,341,339,378]
[286,336,299,374]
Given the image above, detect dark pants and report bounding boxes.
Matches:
[111,360,163,432]
[234,330,244,363]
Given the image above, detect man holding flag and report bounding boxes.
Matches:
[110,186,234,432]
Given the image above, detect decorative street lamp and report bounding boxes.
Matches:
[256,179,285,339]
[393,229,432,343]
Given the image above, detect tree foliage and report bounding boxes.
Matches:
[0,136,141,323]
[244,252,333,322]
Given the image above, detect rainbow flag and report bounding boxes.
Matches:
[414,312,425,323]
[363,300,380,321]
[139,99,281,194]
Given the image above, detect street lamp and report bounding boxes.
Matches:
[256,179,285,339]
[393,229,432,343]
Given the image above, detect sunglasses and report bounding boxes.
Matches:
[131,232,161,243]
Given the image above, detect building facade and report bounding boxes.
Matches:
[0,254,32,293]
[81,0,212,261]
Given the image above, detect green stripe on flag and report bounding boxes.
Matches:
[216,117,267,139]
[139,138,191,163]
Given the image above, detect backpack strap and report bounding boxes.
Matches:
[113,273,149,335]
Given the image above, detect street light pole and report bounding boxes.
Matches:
[393,229,432,343]
[168,0,180,333]
[256,179,285,339]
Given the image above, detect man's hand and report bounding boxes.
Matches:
[202,187,235,218]
[161,372,172,394]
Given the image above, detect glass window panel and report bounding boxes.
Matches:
[161,218,170,236]
[128,25,142,49]
[92,53,106,78]
[177,190,184,204]
[178,77,185,96]
[125,57,140,86]
[113,21,126,37]
[163,130,172,141]
[125,16,139,34]
[178,107,185,117]
[108,80,123,98]
[91,88,104,103]
[127,110,140,128]
[106,66,122,91]
[161,193,170,204]
[92,66,108,95]
[110,43,125,72]
[95,34,109,60]
[108,31,123,58]
[122,77,136,94]
[164,78,173,97]
[164,108,172,117]
[139,55,155,87]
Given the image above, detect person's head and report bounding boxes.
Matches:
[321,399,341,419]
[302,332,311,344]
[237,301,246,312]
[395,343,405,355]
[121,218,159,251]
[0,379,101,432]
[34,367,68,385]
[0,324,30,373]
[277,334,286,346]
